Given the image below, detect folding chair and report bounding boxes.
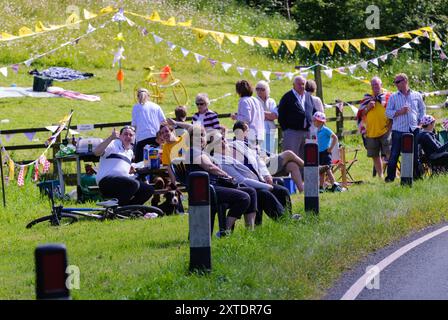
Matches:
[331,146,362,187]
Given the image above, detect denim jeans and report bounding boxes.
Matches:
[386,128,421,181]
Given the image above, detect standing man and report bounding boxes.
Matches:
[359,76,392,178]
[277,76,316,160]
[385,73,426,182]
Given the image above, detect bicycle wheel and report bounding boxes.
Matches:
[114,205,163,218]
[134,79,161,104]
[171,80,188,106]
[26,213,78,229]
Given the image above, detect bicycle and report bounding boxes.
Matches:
[26,186,163,229]
[134,65,189,106]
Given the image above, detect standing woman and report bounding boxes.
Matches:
[255,80,278,155]
[132,88,166,162]
[235,80,265,150]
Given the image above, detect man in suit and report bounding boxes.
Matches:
[277,76,317,160]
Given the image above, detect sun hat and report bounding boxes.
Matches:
[313,111,327,123]
[421,114,435,126]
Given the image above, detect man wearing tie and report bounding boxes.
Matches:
[277,76,317,160]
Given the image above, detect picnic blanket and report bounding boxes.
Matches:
[29,67,94,82]
[0,86,100,101]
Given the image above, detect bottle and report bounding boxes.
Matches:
[149,147,160,169]
[143,145,150,167]
[88,140,93,153]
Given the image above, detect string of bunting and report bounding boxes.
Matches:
[0,6,115,43]
[0,111,73,186]
[126,9,443,56]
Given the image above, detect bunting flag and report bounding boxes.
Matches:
[311,42,324,55]
[193,53,205,63]
[24,132,36,142]
[34,163,40,182]
[221,62,232,72]
[84,9,97,20]
[25,164,34,182]
[269,40,282,54]
[8,159,14,182]
[261,71,271,81]
[350,40,362,53]
[17,166,25,187]
[250,69,258,78]
[225,33,239,44]
[324,41,336,55]
[181,48,190,57]
[323,69,333,79]
[241,36,255,46]
[208,59,217,67]
[112,47,125,67]
[153,34,163,44]
[210,32,225,45]
[337,40,350,53]
[236,67,245,76]
[298,41,310,50]
[254,37,269,48]
[283,40,297,54]
[0,67,7,77]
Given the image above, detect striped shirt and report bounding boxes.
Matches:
[385,90,426,132]
[192,109,220,130]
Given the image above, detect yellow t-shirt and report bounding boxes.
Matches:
[161,132,188,165]
[365,100,390,138]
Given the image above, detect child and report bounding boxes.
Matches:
[174,105,187,123]
[313,112,345,192]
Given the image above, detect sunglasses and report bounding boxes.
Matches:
[394,79,405,85]
[196,102,206,106]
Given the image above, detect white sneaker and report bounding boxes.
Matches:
[291,214,302,220]
[96,199,119,207]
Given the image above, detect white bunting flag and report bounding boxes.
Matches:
[370,58,379,66]
[323,69,333,79]
[423,31,430,38]
[348,65,357,74]
[285,72,294,81]
[5,134,13,142]
[166,41,176,50]
[402,43,412,49]
[250,69,258,78]
[441,51,448,60]
[236,67,245,76]
[360,61,369,71]
[298,41,309,49]
[0,67,7,77]
[391,49,399,57]
[274,72,284,80]
[301,72,309,78]
[181,48,190,57]
[112,47,125,67]
[380,54,388,62]
[241,36,254,46]
[126,18,135,27]
[193,53,205,63]
[348,104,359,116]
[434,41,441,51]
[87,23,96,34]
[337,67,346,73]
[208,59,217,67]
[112,8,127,22]
[413,37,420,44]
[221,62,232,72]
[261,71,271,81]
[24,59,33,67]
[24,132,36,142]
[153,34,163,45]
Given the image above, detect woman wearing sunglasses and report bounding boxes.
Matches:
[191,93,220,131]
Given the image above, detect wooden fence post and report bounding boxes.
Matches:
[314,65,324,104]
[335,100,344,141]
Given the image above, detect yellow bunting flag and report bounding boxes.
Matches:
[149,11,161,21]
[397,32,412,39]
[66,13,80,25]
[336,40,350,53]
[1,32,16,40]
[298,41,310,50]
[324,41,336,55]
[162,17,176,26]
[241,35,255,46]
[311,41,323,55]
[254,37,269,48]
[84,9,97,20]
[362,38,376,50]
[410,30,424,36]
[350,40,362,53]
[269,40,282,54]
[18,27,33,36]
[376,36,391,41]
[36,21,50,31]
[8,159,14,182]
[35,22,44,33]
[225,33,240,44]
[210,31,225,45]
[178,20,192,27]
[283,40,297,54]
[115,32,125,42]
[100,6,115,14]
[193,28,208,42]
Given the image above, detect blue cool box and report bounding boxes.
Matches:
[282,177,296,194]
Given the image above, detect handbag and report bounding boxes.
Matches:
[214,176,238,188]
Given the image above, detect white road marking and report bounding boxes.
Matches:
[341,224,448,300]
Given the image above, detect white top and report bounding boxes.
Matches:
[237,96,265,142]
[96,139,134,184]
[131,101,166,142]
[256,96,278,131]
[311,95,324,113]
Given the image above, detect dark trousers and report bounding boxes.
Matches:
[99,176,154,206]
[134,137,158,163]
[213,186,252,219]
[386,128,421,181]
[255,184,290,225]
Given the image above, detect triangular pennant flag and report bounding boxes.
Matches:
[440,51,448,60]
[391,49,399,57]
[336,102,344,113]
[24,132,36,142]
[221,62,232,73]
[115,32,125,42]
[362,38,376,50]
[66,12,80,25]
[178,20,192,27]
[166,41,176,50]
[350,40,362,53]
[397,32,412,39]
[311,41,323,55]
[149,11,161,22]
[84,9,97,19]
[210,32,225,45]
[402,43,412,49]
[34,163,39,182]
[225,33,239,44]
[0,67,7,77]
[87,23,96,34]
[35,22,44,33]
[241,36,255,46]
[298,41,310,50]
[193,53,205,63]
[181,48,190,57]
[434,41,441,51]
[18,27,34,37]
[285,72,295,81]
[1,32,16,40]
[410,30,424,36]
[126,17,135,27]
[324,41,336,55]
[141,27,148,36]
[423,31,430,38]
[349,104,359,116]
[255,37,269,48]
[360,61,369,71]
[348,65,357,74]
[301,72,309,78]
[236,67,245,76]
[336,40,350,53]
[274,72,284,80]
[112,8,127,22]
[8,159,14,182]
[112,47,125,67]
[337,67,346,73]
[208,59,217,67]
[269,40,282,54]
[413,37,420,44]
[17,166,25,187]
[12,64,19,74]
[193,28,208,42]
[162,17,176,26]
[323,69,333,79]
[261,71,271,81]
[380,54,388,62]
[370,58,379,66]
[153,34,163,44]
[250,69,258,78]
[283,40,297,54]
[100,6,114,14]
[5,134,13,142]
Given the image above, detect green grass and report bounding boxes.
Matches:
[1,0,448,300]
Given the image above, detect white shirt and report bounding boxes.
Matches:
[237,96,265,143]
[96,139,133,184]
[131,101,166,142]
[256,96,278,131]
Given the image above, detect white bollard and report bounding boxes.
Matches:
[304,142,319,214]
[400,133,414,187]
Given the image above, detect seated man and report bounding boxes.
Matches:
[418,115,448,166]
[94,126,154,205]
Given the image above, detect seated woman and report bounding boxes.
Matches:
[159,122,258,232]
[94,126,154,205]
[418,115,448,166]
